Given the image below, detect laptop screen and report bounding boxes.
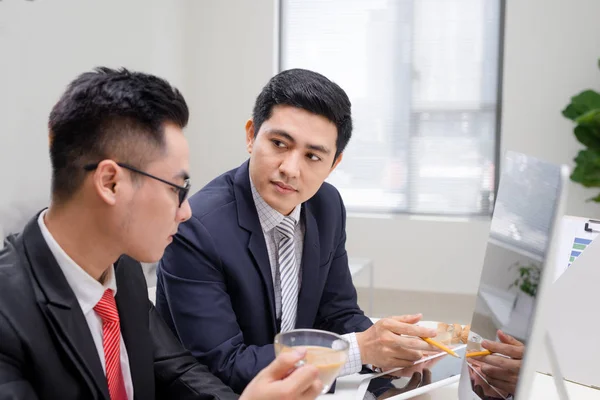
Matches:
[465,151,565,399]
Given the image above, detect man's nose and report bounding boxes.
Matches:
[279,151,301,179]
[176,199,192,223]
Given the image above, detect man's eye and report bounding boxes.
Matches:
[272,140,286,148]
[307,153,321,162]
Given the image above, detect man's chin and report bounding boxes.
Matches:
[267,200,296,215]
[265,193,301,214]
[130,249,165,264]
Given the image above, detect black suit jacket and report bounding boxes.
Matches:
[156,160,373,393]
[0,214,238,400]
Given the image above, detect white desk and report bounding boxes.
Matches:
[322,371,600,399]
[349,257,374,315]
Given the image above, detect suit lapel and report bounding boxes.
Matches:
[114,257,154,400]
[22,214,109,400]
[296,203,320,328]
[234,161,278,333]
[247,233,277,328]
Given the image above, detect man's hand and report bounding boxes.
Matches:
[468,360,510,399]
[472,330,524,395]
[240,350,323,400]
[377,356,446,399]
[356,314,438,370]
[385,353,443,378]
[378,369,431,400]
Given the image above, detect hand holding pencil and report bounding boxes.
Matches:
[466,330,524,394]
[355,314,441,371]
[420,337,460,358]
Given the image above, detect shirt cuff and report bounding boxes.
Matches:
[338,332,363,376]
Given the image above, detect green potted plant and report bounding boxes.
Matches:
[509,262,541,314]
[562,59,600,201]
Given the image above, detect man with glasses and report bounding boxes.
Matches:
[0,67,322,399]
[83,162,191,208]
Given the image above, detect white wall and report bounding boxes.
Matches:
[182,0,600,295]
[2,0,600,295]
[0,0,186,239]
[182,0,278,187]
[500,0,600,219]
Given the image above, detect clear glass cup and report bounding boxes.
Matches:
[274,329,349,394]
[436,323,455,345]
[467,332,484,352]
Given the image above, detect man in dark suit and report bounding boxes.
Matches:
[0,67,323,400]
[156,69,439,394]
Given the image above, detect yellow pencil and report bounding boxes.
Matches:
[466,350,492,358]
[421,337,459,358]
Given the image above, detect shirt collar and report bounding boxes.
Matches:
[37,210,117,315]
[250,174,301,233]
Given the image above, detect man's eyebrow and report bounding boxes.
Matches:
[265,129,296,144]
[173,170,190,181]
[266,129,331,154]
[306,143,331,155]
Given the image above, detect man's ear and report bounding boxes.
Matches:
[91,160,123,206]
[329,152,343,175]
[245,119,256,154]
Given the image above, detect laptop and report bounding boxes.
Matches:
[355,151,569,400]
[459,151,569,399]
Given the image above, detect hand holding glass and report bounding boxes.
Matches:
[274,329,349,394]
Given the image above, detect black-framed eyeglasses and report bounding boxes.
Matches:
[84,162,191,208]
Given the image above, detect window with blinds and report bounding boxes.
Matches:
[489,151,563,261]
[280,0,503,216]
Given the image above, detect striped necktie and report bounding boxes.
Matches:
[94,289,128,400]
[277,216,299,332]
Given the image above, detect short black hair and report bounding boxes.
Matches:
[48,67,189,203]
[252,68,352,161]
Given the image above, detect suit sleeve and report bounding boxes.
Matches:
[156,216,275,394]
[0,310,40,400]
[314,189,373,335]
[149,301,239,400]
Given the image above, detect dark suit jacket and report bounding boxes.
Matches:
[0,214,238,400]
[156,160,372,393]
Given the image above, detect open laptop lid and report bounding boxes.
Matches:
[460,151,569,399]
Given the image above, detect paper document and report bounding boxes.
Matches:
[554,215,599,282]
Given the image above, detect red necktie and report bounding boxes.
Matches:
[94,289,128,400]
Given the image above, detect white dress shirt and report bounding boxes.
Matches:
[38,210,134,399]
[250,178,363,376]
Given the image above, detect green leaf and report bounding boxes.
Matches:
[587,192,600,203]
[574,125,600,150]
[571,149,600,187]
[562,90,600,121]
[576,109,600,127]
